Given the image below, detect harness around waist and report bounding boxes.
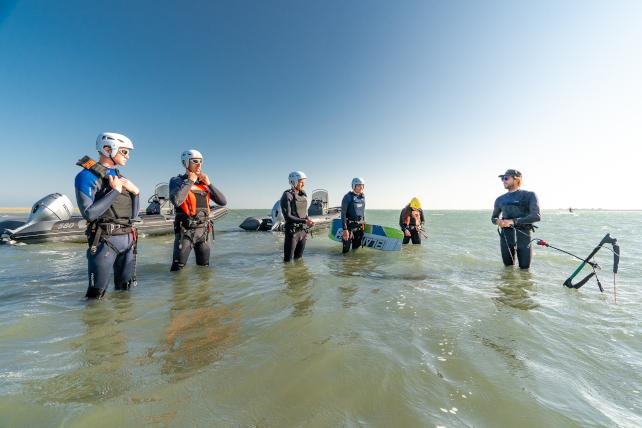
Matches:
[285,222,309,232]
[92,220,133,235]
[347,219,364,230]
[175,215,210,229]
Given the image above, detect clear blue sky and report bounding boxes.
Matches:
[1,0,640,209]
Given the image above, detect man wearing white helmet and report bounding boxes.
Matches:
[168,149,227,271]
[280,171,314,262]
[74,132,141,299]
[340,177,366,253]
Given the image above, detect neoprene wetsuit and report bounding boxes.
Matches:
[399,206,425,245]
[341,191,365,253]
[492,189,541,269]
[169,174,227,271]
[280,189,309,262]
[75,167,140,299]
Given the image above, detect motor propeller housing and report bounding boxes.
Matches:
[27,193,73,223]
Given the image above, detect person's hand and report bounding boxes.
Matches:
[342,229,350,241]
[120,178,140,195]
[108,175,123,193]
[497,219,514,228]
[187,171,198,182]
[404,229,411,237]
[306,218,314,227]
[198,172,210,185]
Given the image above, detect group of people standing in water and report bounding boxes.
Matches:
[74,132,540,300]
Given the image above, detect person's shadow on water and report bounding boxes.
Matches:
[283,260,315,317]
[149,268,240,383]
[493,268,539,311]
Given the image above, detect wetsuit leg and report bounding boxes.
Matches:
[171,230,193,271]
[352,229,363,250]
[112,234,136,290]
[499,228,517,266]
[87,240,118,298]
[293,230,307,260]
[410,230,421,244]
[402,234,411,244]
[284,229,297,261]
[193,226,211,266]
[515,228,532,269]
[342,237,352,254]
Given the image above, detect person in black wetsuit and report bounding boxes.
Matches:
[492,169,541,269]
[169,149,227,271]
[74,132,141,299]
[399,197,425,245]
[280,171,315,262]
[340,177,366,253]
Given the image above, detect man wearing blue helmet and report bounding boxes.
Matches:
[340,177,366,253]
[74,132,141,299]
[280,171,315,262]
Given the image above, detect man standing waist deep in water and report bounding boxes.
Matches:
[280,171,315,262]
[75,132,140,299]
[492,169,541,269]
[169,149,227,271]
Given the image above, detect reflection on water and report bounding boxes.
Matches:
[334,254,377,308]
[472,331,529,377]
[493,268,539,310]
[30,294,132,403]
[283,261,314,317]
[147,269,240,382]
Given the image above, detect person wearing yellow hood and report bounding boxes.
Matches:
[399,197,425,245]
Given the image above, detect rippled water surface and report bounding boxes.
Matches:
[1,210,641,427]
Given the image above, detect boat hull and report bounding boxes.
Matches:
[1,207,230,244]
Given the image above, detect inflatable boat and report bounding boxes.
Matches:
[239,189,340,231]
[1,183,229,244]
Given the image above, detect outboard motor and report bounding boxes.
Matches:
[270,200,284,231]
[308,189,329,216]
[1,193,74,243]
[146,183,174,215]
[27,193,73,223]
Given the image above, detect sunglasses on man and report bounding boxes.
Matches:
[190,159,203,164]
[118,148,130,156]
[501,175,514,182]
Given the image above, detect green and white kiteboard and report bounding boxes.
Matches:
[329,218,404,252]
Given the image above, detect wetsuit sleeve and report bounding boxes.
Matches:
[514,192,541,225]
[74,171,120,222]
[420,209,425,225]
[341,194,351,229]
[131,193,141,220]
[169,176,193,208]
[491,197,501,225]
[281,191,306,224]
[207,183,227,206]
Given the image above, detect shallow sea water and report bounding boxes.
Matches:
[0,209,641,427]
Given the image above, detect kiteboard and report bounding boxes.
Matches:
[329,218,403,251]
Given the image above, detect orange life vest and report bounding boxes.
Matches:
[179,184,211,217]
[404,208,421,226]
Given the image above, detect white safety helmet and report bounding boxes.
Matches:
[288,171,307,188]
[351,177,365,190]
[181,149,203,168]
[96,132,134,158]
